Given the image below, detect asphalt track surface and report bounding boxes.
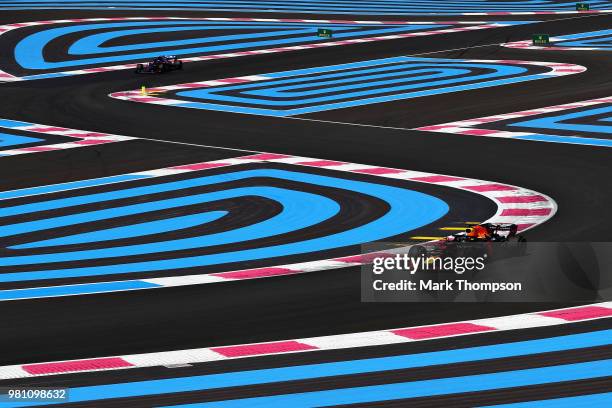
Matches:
[0,0,611,14]
[4,321,612,407]
[0,7,611,407]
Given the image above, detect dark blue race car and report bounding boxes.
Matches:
[135,56,183,74]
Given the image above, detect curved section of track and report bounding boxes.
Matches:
[110,56,584,116]
[0,148,555,300]
[417,95,612,147]
[2,302,610,382]
[0,17,531,82]
[0,0,610,15]
[504,28,612,50]
[0,7,610,408]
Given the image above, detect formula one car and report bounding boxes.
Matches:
[135,56,183,74]
[408,223,527,260]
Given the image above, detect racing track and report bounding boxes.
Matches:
[0,0,611,14]
[0,6,610,408]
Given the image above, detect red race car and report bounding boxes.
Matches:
[409,223,527,261]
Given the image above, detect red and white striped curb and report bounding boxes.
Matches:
[1,302,609,379]
[110,74,272,104]
[1,152,556,298]
[0,120,134,156]
[437,10,611,15]
[507,42,599,51]
[11,154,559,285]
[503,38,605,51]
[460,59,586,76]
[0,17,526,82]
[109,59,587,107]
[501,28,612,51]
[415,95,612,139]
[139,153,557,286]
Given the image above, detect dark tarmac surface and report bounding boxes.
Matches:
[0,9,610,405]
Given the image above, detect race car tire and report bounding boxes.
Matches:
[408,245,428,259]
[458,243,489,260]
[516,235,527,256]
[135,64,144,73]
[504,235,527,256]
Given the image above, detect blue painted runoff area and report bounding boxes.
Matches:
[4,330,611,407]
[480,392,612,407]
[0,280,160,301]
[0,132,42,148]
[0,0,605,15]
[551,29,612,49]
[162,360,612,407]
[171,56,554,116]
[509,105,612,134]
[514,134,612,147]
[0,169,448,281]
[15,21,442,70]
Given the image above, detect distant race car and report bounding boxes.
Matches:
[409,223,527,261]
[135,56,183,74]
